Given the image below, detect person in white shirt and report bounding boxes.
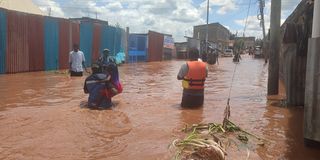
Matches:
[69,44,86,77]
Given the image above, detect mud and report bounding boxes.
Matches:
[0,56,319,159]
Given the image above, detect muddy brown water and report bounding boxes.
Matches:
[0,56,319,160]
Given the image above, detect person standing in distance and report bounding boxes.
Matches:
[69,44,86,77]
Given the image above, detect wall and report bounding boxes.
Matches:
[28,14,44,71]
[92,23,102,62]
[193,23,230,42]
[128,34,148,62]
[100,25,115,56]
[0,9,7,74]
[148,31,164,62]
[80,21,93,67]
[280,0,313,106]
[44,17,59,71]
[58,19,72,70]
[6,10,29,73]
[0,9,126,74]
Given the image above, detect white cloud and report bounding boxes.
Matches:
[32,0,301,42]
[33,0,205,42]
[34,0,65,17]
[233,0,301,38]
[200,0,237,15]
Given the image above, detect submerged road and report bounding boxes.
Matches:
[0,56,319,160]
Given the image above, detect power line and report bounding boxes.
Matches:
[243,0,252,37]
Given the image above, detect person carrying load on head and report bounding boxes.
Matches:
[177,48,208,108]
[84,63,119,108]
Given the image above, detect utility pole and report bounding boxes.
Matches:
[304,0,320,144]
[205,0,209,55]
[258,0,268,63]
[267,0,281,95]
[95,12,98,19]
[259,0,266,40]
[48,7,52,16]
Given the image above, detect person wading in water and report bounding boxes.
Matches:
[177,48,208,107]
[69,44,87,77]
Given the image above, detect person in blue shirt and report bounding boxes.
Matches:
[84,63,114,109]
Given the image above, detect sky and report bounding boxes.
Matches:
[32,0,302,42]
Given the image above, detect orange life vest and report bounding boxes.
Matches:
[182,61,206,90]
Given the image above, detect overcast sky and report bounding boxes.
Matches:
[32,0,302,42]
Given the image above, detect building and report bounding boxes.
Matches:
[128,33,148,62]
[174,42,188,59]
[163,35,174,60]
[193,23,231,51]
[128,31,172,63]
[0,0,44,15]
[234,37,256,49]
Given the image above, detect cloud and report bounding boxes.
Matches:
[33,0,205,42]
[32,0,301,42]
[33,0,65,17]
[200,0,237,15]
[233,0,301,38]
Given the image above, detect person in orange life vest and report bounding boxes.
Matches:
[177,48,208,107]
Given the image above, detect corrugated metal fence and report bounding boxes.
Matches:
[80,21,93,67]
[148,31,164,62]
[0,9,6,74]
[6,10,29,73]
[0,9,125,74]
[128,34,148,63]
[100,25,115,56]
[58,19,71,70]
[44,17,59,71]
[28,14,45,71]
[92,23,101,61]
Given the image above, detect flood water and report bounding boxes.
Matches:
[0,56,320,160]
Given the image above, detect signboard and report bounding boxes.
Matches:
[163,36,174,49]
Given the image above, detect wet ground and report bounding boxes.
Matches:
[0,56,320,160]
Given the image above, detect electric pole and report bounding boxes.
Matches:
[48,7,52,16]
[258,0,267,63]
[259,0,266,40]
[205,0,209,55]
[268,0,281,95]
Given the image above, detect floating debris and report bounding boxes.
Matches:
[171,120,266,160]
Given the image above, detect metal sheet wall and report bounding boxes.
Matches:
[148,31,164,62]
[92,23,101,62]
[115,27,122,54]
[71,22,80,47]
[6,11,29,73]
[44,17,59,71]
[100,25,115,56]
[80,22,93,67]
[28,14,45,71]
[59,19,71,69]
[0,9,6,74]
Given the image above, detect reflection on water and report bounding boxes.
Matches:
[0,56,319,159]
